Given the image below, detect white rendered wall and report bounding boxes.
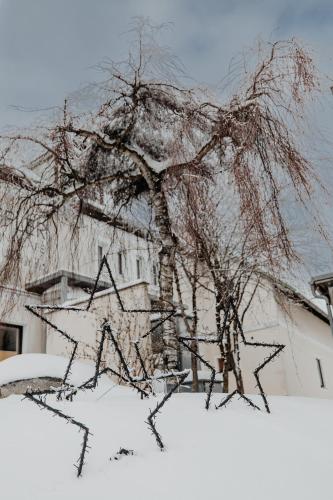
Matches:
[0,287,44,353]
[46,281,153,372]
[278,302,333,398]
[191,280,332,398]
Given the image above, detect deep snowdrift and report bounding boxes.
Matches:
[0,357,332,499]
[0,353,97,386]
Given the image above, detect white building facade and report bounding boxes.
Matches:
[0,189,332,399]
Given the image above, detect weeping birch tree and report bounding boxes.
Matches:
[173,177,290,392]
[0,22,322,369]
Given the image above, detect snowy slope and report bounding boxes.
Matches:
[1,376,333,500]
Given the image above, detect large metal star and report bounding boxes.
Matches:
[58,318,189,468]
[24,299,96,476]
[23,255,187,476]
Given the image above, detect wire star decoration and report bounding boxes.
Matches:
[177,298,285,413]
[21,257,285,475]
[23,255,189,477]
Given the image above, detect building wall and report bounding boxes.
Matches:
[0,207,159,361]
[1,194,333,400]
[191,280,332,398]
[53,212,158,288]
[0,287,44,353]
[0,202,159,291]
[46,281,154,375]
[279,302,333,398]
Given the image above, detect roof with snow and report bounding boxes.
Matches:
[274,280,329,324]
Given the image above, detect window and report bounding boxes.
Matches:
[152,264,158,286]
[118,252,123,275]
[0,323,22,361]
[98,186,104,205]
[98,245,103,270]
[316,358,325,388]
[136,258,142,279]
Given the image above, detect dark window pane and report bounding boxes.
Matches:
[0,325,17,352]
[118,252,123,275]
[98,246,103,269]
[152,264,158,286]
[136,258,141,279]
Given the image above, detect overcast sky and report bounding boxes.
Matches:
[0,0,332,278]
[1,0,333,129]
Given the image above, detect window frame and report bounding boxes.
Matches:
[152,263,158,286]
[97,245,104,270]
[118,251,124,276]
[136,257,142,280]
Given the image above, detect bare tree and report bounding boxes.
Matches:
[0,22,322,370]
[172,173,304,392]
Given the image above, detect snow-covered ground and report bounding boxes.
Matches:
[0,353,97,386]
[1,356,333,500]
